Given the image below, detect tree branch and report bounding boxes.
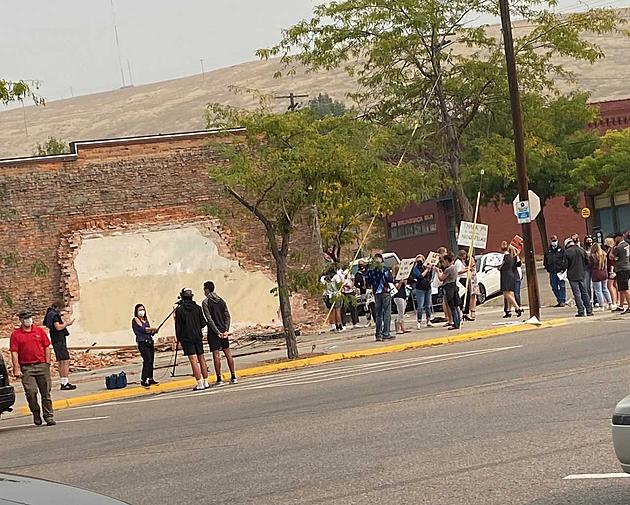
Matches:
[457,80,493,138]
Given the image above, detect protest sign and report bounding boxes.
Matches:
[457,221,489,250]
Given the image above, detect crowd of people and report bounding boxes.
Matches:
[8,280,238,426]
[321,246,513,340]
[322,229,630,341]
[544,231,630,316]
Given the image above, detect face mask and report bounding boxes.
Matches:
[138,310,146,318]
[22,317,33,327]
[551,241,558,247]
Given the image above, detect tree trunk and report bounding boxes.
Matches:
[433,60,474,223]
[535,206,549,253]
[311,204,324,258]
[274,251,299,359]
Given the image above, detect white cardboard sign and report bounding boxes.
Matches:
[425,251,441,268]
[395,258,416,281]
[457,221,489,250]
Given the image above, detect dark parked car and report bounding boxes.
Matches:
[0,473,128,504]
[0,353,15,417]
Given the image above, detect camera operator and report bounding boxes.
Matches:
[174,288,210,391]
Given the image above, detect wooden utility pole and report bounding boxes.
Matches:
[499,0,541,320]
[274,92,309,111]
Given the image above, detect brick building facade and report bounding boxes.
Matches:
[0,130,321,337]
[386,98,630,258]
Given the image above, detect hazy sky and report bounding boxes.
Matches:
[2,0,628,107]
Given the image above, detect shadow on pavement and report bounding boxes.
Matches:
[527,483,630,505]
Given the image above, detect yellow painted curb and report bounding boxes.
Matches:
[19,317,567,414]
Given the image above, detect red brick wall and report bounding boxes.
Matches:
[0,131,321,336]
[479,196,588,253]
[589,99,630,134]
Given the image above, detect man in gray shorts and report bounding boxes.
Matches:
[613,232,630,314]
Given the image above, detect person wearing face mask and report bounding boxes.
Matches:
[409,254,434,329]
[544,235,567,307]
[10,309,56,426]
[354,260,375,327]
[365,253,394,341]
[132,304,159,388]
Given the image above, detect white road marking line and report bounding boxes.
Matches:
[0,415,109,430]
[78,345,522,408]
[563,473,630,480]
[233,346,522,391]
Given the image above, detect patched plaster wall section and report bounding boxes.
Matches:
[71,226,279,346]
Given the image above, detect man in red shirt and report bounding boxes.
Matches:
[10,309,56,426]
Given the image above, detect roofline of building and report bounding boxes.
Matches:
[0,127,246,166]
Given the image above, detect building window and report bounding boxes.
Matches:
[389,214,437,241]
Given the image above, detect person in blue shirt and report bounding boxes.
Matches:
[365,253,394,341]
[132,304,159,388]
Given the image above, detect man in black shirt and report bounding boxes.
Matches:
[202,281,237,386]
[43,302,76,391]
[543,235,567,307]
[174,288,210,391]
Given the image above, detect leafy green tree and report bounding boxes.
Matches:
[573,128,630,195]
[462,92,599,250]
[205,103,434,358]
[308,93,348,119]
[34,136,70,156]
[258,0,624,223]
[1,80,44,105]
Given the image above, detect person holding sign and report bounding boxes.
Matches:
[392,265,408,335]
[436,252,461,330]
[499,242,523,318]
[409,255,434,329]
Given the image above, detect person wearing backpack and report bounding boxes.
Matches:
[43,302,76,391]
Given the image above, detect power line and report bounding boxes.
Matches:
[110,0,126,88]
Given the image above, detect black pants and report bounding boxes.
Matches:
[343,295,359,326]
[138,341,155,382]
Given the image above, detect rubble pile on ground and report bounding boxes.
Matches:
[68,348,139,373]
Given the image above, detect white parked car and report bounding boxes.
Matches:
[475,252,504,304]
[613,395,630,473]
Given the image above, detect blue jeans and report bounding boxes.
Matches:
[593,280,612,305]
[374,292,392,339]
[549,272,566,304]
[569,279,592,315]
[514,278,522,307]
[414,288,432,322]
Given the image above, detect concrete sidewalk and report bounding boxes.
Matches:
[4,302,617,418]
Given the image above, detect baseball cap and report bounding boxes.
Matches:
[181,287,193,298]
[17,309,32,319]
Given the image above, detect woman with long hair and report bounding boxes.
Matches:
[605,237,619,310]
[499,242,523,318]
[410,254,434,328]
[590,243,613,310]
[132,304,159,388]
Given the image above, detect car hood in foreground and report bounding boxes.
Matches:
[0,473,128,505]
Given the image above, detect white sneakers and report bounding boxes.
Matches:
[417,321,434,329]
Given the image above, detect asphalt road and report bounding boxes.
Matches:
[1,316,629,505]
